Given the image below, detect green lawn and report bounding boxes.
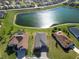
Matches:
[74,1,79,4]
[0,5,79,59]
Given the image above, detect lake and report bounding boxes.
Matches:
[15,6,79,28]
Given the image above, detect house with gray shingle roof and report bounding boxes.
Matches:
[33,32,49,59]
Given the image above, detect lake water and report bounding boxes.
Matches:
[15,6,79,28]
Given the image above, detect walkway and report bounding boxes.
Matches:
[73,46,79,54]
[39,52,49,59]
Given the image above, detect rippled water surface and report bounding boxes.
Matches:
[15,6,79,28]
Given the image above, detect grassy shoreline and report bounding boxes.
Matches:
[13,4,65,29]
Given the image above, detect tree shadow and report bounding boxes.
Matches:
[5,45,17,55]
[55,42,58,48]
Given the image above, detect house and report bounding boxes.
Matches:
[4,5,9,9]
[32,0,48,3]
[5,1,10,5]
[8,4,15,9]
[69,27,79,39]
[34,32,49,59]
[0,6,4,10]
[0,3,2,6]
[8,31,29,59]
[34,32,48,51]
[53,31,74,50]
[15,4,21,8]
[15,0,20,4]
